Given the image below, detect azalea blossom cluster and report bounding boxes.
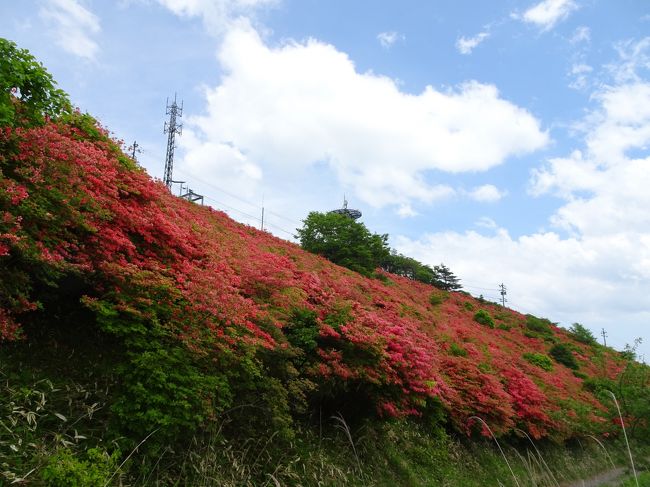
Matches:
[0,120,625,440]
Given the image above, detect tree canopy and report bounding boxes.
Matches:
[431,263,462,291]
[381,251,436,284]
[296,211,462,291]
[0,38,71,127]
[296,211,390,277]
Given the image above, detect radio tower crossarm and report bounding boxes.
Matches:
[163,94,183,189]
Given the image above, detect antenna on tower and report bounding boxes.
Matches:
[161,95,204,205]
[163,94,183,189]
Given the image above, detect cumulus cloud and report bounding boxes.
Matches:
[39,0,101,60]
[456,32,490,55]
[397,203,418,218]
[180,25,547,212]
[156,0,277,34]
[531,82,650,237]
[517,0,578,31]
[377,31,403,49]
[395,38,650,356]
[467,184,506,202]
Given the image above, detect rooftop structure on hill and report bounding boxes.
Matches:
[329,196,362,220]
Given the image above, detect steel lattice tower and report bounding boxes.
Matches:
[163,95,183,189]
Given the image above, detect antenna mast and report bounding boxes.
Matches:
[163,94,183,189]
[329,194,362,220]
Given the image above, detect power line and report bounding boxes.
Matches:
[463,284,500,292]
[200,194,295,237]
[175,168,302,227]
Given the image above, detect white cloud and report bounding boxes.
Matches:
[467,184,506,202]
[585,82,650,164]
[180,132,263,200]
[475,216,498,229]
[397,203,418,218]
[377,31,403,49]
[396,39,650,358]
[155,0,277,34]
[180,25,548,212]
[531,82,650,237]
[570,26,591,44]
[568,62,592,90]
[456,32,490,55]
[39,0,101,60]
[519,0,578,31]
[607,37,650,84]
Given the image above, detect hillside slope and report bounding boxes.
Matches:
[0,114,630,447]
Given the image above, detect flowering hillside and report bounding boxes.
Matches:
[0,112,631,447]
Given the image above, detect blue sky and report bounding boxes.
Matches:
[2,0,649,359]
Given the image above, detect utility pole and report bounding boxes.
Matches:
[129,140,140,161]
[499,283,507,307]
[601,328,608,347]
[163,95,183,189]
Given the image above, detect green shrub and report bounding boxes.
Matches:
[429,292,446,306]
[549,343,579,370]
[463,301,475,311]
[523,352,554,371]
[449,342,468,357]
[525,314,554,335]
[582,376,615,393]
[474,310,495,328]
[286,308,320,352]
[40,447,119,487]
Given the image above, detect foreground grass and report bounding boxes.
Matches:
[2,347,648,486]
[113,419,648,486]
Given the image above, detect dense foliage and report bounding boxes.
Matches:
[381,253,462,291]
[1,41,647,484]
[296,211,390,276]
[296,211,462,291]
[381,251,437,283]
[0,38,71,127]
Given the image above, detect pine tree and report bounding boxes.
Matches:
[432,263,462,291]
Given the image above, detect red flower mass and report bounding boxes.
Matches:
[0,121,628,439]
